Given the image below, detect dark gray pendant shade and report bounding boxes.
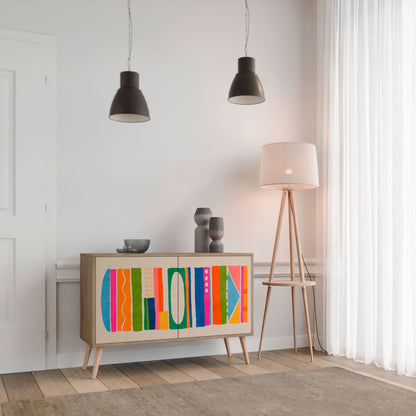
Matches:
[109,71,150,122]
[228,57,265,105]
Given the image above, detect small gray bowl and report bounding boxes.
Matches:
[124,239,150,253]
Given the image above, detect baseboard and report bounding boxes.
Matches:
[56,335,311,369]
[312,334,327,352]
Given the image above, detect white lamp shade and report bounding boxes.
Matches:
[259,142,319,190]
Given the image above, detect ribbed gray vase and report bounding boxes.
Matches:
[194,208,212,252]
[209,217,224,253]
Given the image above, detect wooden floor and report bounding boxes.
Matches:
[1,348,415,413]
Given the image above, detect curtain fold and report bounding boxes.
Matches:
[322,0,416,376]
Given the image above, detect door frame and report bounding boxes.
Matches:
[0,28,57,369]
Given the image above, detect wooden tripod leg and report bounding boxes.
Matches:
[289,192,314,362]
[82,344,92,370]
[291,287,297,352]
[258,192,287,359]
[301,287,314,362]
[240,336,250,364]
[224,338,232,357]
[258,286,271,359]
[288,192,297,352]
[91,347,104,379]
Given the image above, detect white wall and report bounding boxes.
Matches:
[0,0,318,368]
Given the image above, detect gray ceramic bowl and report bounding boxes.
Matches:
[124,239,150,253]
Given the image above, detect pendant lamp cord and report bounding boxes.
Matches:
[244,0,250,56]
[127,0,133,71]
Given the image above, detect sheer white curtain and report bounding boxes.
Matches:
[321,0,416,376]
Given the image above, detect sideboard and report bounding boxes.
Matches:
[80,253,253,378]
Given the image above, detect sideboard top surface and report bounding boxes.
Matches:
[81,253,253,258]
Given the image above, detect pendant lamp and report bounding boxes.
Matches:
[228,0,265,105]
[109,0,150,122]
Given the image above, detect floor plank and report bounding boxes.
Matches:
[212,354,271,376]
[238,352,295,373]
[167,358,221,381]
[0,376,8,403]
[261,350,318,370]
[143,360,195,384]
[60,367,108,394]
[115,362,167,388]
[96,364,138,391]
[32,369,77,397]
[278,350,334,368]
[189,356,245,378]
[2,372,43,401]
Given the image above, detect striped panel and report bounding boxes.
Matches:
[122,269,132,331]
[168,268,177,329]
[191,267,196,328]
[143,268,154,298]
[153,269,160,330]
[101,269,111,332]
[110,269,117,332]
[163,268,169,312]
[188,267,193,328]
[241,266,244,323]
[148,298,156,330]
[131,268,142,331]
[160,311,169,330]
[195,267,205,327]
[212,266,221,325]
[204,267,211,326]
[157,268,164,312]
[185,268,190,328]
[144,298,149,330]
[243,265,248,323]
[177,268,188,329]
[220,266,227,325]
[117,269,124,331]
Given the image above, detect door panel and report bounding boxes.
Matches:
[0,238,14,322]
[178,256,252,339]
[0,69,15,215]
[0,37,48,373]
[95,256,178,344]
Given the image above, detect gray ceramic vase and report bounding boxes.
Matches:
[194,208,212,252]
[209,217,224,253]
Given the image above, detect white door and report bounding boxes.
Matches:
[0,35,49,373]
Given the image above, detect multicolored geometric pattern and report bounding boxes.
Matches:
[100,265,248,332]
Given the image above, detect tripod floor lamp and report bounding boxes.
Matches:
[257,142,319,362]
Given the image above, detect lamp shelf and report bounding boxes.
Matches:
[262,280,316,287]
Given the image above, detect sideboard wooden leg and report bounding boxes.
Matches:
[91,347,104,379]
[224,337,232,357]
[239,336,250,364]
[82,344,92,370]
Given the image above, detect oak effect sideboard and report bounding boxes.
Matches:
[80,253,253,378]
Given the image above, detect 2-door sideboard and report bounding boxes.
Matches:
[80,253,253,378]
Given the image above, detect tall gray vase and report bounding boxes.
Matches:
[209,217,224,253]
[194,208,212,252]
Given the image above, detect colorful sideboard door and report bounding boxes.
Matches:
[81,253,253,378]
[177,255,252,339]
[95,256,178,345]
